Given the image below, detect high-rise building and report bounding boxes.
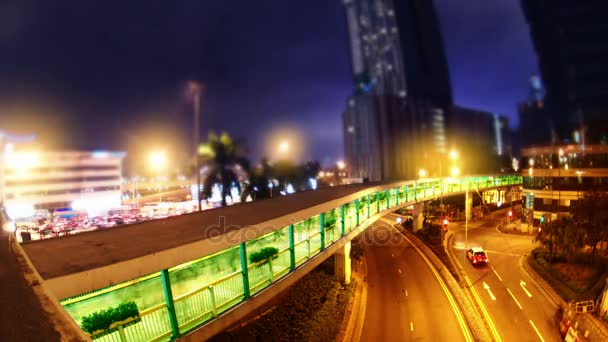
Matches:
[343,0,452,180]
[518,76,552,147]
[519,1,608,225]
[343,0,509,180]
[521,0,608,144]
[344,0,452,105]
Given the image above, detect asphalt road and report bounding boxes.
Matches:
[359,221,467,341]
[451,211,562,342]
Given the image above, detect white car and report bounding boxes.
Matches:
[467,247,488,265]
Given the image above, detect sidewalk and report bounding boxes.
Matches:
[522,252,608,341]
[0,230,88,341]
[498,219,536,235]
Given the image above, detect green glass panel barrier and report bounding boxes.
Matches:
[323,208,340,247]
[370,194,378,216]
[359,196,367,220]
[94,304,173,342]
[345,201,357,231]
[378,190,387,209]
[62,272,166,331]
[389,189,396,207]
[293,216,320,266]
[168,246,241,298]
[398,186,406,202]
[246,226,291,295]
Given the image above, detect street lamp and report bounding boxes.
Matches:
[418,168,427,178]
[148,150,167,171]
[337,160,345,170]
[148,150,167,203]
[449,149,458,161]
[278,140,289,154]
[187,81,205,211]
[450,166,460,177]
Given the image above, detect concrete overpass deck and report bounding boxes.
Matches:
[19,175,521,342]
[23,183,377,280]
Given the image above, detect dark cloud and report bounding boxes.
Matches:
[0,0,536,166]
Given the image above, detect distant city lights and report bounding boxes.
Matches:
[309,178,318,190]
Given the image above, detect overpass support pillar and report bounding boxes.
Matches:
[413,202,424,231]
[334,241,351,284]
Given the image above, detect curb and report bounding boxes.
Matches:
[521,254,608,342]
[10,234,90,341]
[520,254,565,309]
[339,257,367,342]
[444,230,500,341]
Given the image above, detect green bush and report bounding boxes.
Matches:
[81,301,140,334]
[249,247,279,264]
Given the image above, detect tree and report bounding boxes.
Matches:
[572,191,608,265]
[537,217,572,263]
[240,158,273,201]
[199,132,248,207]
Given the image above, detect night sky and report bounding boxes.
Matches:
[0,0,537,168]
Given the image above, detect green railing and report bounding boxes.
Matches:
[61,175,521,341]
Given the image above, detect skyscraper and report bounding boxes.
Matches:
[343,0,453,180]
[519,1,608,226]
[521,0,608,145]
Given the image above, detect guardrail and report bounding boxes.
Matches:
[60,175,521,341]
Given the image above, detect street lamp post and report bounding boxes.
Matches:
[194,92,201,211]
[188,81,205,212]
[463,178,469,260]
[440,149,459,217]
[149,150,167,204]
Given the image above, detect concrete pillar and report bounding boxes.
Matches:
[413,202,424,231]
[334,241,351,284]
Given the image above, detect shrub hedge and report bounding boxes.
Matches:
[529,247,607,302]
[81,301,140,334]
[249,247,279,264]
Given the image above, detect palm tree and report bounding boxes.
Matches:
[199,132,248,207]
[240,158,272,202]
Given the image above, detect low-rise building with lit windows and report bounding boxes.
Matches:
[2,148,125,219]
[520,144,608,225]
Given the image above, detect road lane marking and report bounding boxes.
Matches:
[410,322,414,331]
[529,320,545,342]
[456,255,502,342]
[484,250,524,257]
[491,267,503,281]
[383,220,474,342]
[483,282,496,300]
[520,281,533,297]
[507,288,523,310]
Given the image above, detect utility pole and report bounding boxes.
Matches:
[188,81,205,212]
[194,91,201,211]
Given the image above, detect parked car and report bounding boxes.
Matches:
[467,247,488,265]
